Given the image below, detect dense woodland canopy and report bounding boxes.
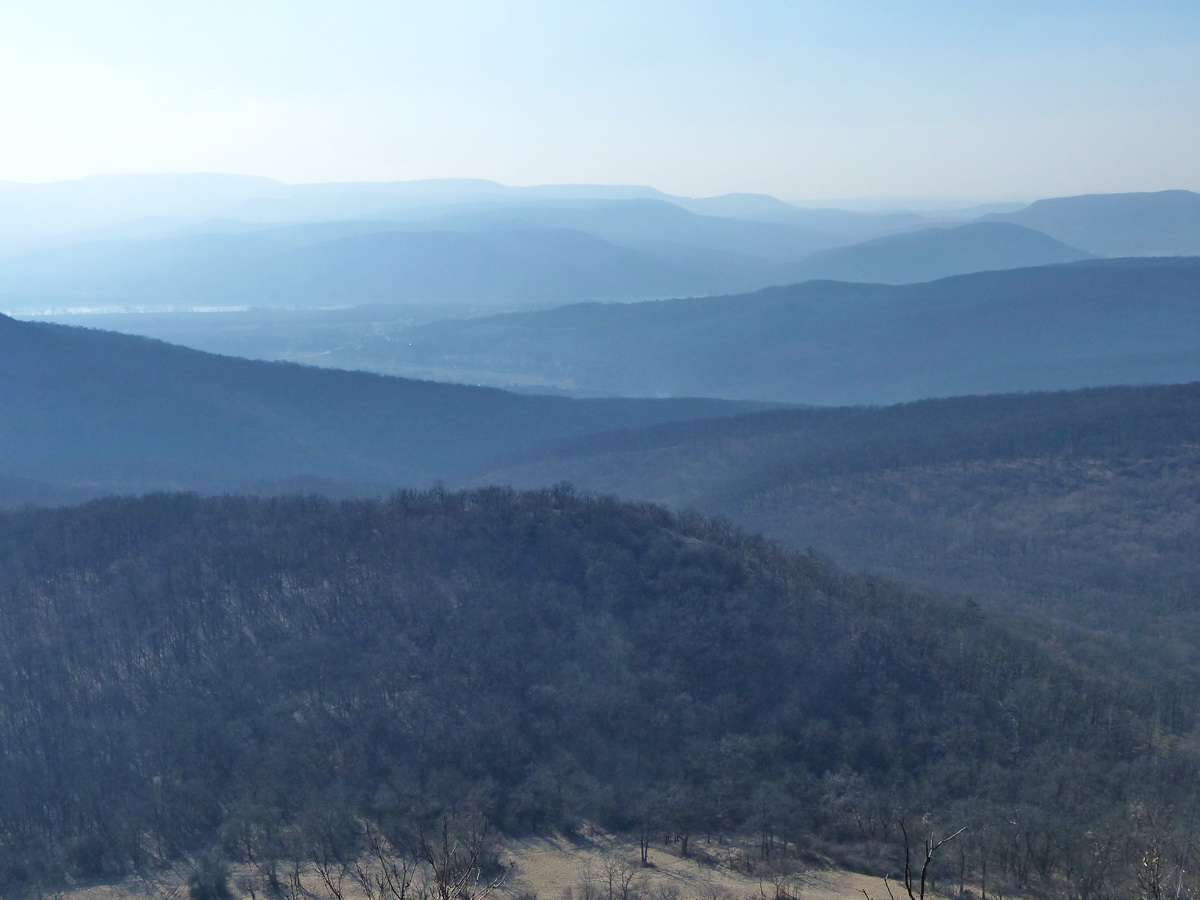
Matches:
[467,376,1200,890]
[0,488,1194,898]
[480,382,1200,669]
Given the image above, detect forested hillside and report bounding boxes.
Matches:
[0,489,1191,898]
[336,258,1200,402]
[477,382,1200,679]
[0,314,761,498]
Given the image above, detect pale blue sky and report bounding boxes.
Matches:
[2,1,1197,202]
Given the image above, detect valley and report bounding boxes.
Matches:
[2,177,1200,900]
[7,2,1200,897]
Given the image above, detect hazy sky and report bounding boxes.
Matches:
[3,1,1197,202]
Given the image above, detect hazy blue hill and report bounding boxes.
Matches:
[9,176,1197,264]
[0,231,291,300]
[358,257,1200,403]
[419,198,845,261]
[779,221,1092,284]
[0,173,930,252]
[0,196,843,310]
[739,205,931,237]
[230,226,737,304]
[668,191,807,218]
[225,180,506,222]
[986,189,1200,255]
[0,174,697,236]
[0,224,745,309]
[8,179,1198,325]
[0,314,763,498]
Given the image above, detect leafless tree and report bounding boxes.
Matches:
[419,817,509,900]
[863,819,965,900]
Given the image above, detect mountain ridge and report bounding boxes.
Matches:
[336,257,1200,404]
[778,220,1092,284]
[0,313,767,496]
[0,487,1181,895]
[472,379,1200,657]
[985,189,1200,255]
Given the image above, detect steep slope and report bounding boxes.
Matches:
[360,258,1200,403]
[0,489,1183,893]
[0,314,761,496]
[985,189,1200,255]
[475,382,1200,652]
[779,221,1091,284]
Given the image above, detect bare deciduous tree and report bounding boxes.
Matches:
[863,820,965,900]
[419,817,510,900]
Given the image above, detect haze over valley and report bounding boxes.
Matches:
[5,2,1200,899]
[4,173,1200,900]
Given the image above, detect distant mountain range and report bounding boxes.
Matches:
[0,225,753,307]
[0,196,866,309]
[306,257,1200,404]
[778,221,1092,284]
[0,314,766,502]
[987,189,1200,255]
[0,173,923,239]
[4,177,1197,315]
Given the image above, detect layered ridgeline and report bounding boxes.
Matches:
[0,489,1190,896]
[986,189,1200,256]
[776,221,1091,285]
[325,258,1200,403]
[0,213,1092,314]
[0,314,763,503]
[475,381,1200,669]
[0,173,909,240]
[0,224,769,309]
[2,204,1056,313]
[0,181,876,311]
[7,181,1196,319]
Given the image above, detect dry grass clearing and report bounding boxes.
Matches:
[498,830,890,900]
[52,829,898,900]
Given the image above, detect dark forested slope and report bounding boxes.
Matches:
[0,314,760,496]
[363,258,1200,403]
[476,382,1200,653]
[0,489,1187,894]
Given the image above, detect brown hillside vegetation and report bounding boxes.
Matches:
[0,488,1178,899]
[53,831,916,900]
[476,384,1200,678]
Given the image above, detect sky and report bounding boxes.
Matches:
[2,0,1198,203]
